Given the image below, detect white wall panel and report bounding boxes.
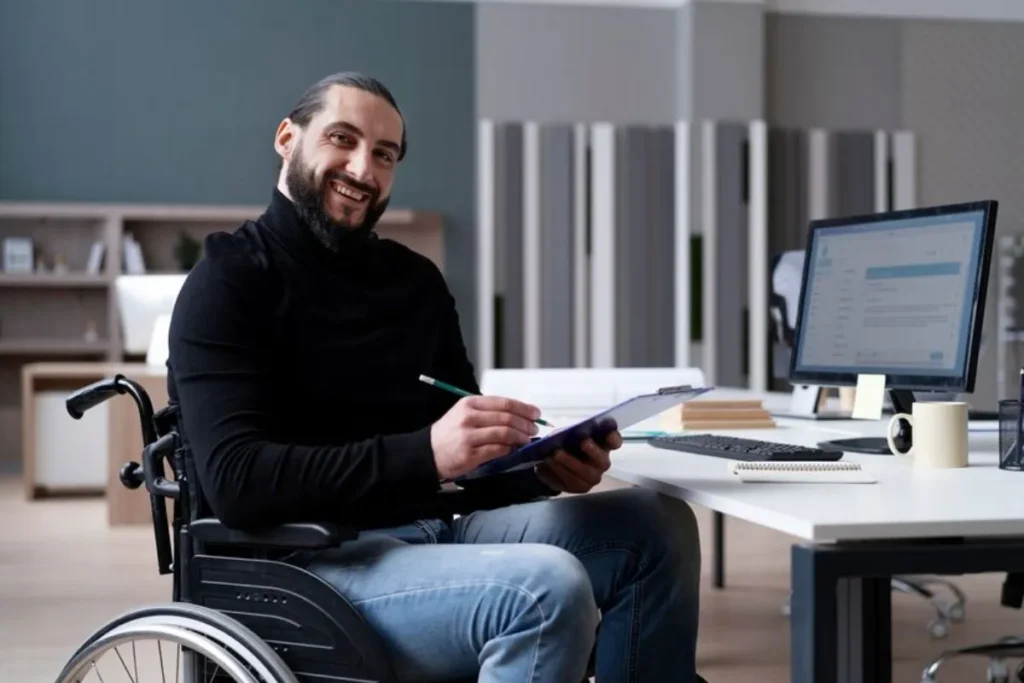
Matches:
[874,130,889,213]
[893,131,917,210]
[808,128,830,220]
[674,120,693,368]
[476,119,496,372]
[522,122,542,368]
[748,120,769,391]
[573,123,590,367]
[590,123,617,367]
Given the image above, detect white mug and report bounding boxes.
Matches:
[886,401,968,468]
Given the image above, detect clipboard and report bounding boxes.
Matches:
[456,384,715,481]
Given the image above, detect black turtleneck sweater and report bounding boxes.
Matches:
[167,189,552,531]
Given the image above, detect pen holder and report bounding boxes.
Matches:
[998,399,1024,471]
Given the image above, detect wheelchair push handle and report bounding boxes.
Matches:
[66,377,124,419]
[67,374,179,577]
[66,374,158,445]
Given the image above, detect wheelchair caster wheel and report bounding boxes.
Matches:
[988,659,1010,683]
[929,618,949,639]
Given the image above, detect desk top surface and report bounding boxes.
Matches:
[23,362,167,379]
[593,388,1024,544]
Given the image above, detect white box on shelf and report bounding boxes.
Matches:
[34,390,108,490]
[3,237,33,273]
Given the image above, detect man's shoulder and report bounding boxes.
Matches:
[181,221,282,302]
[201,221,276,274]
[373,236,446,287]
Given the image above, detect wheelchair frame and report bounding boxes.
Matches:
[59,374,421,683]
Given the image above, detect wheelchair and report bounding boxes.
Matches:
[52,374,601,683]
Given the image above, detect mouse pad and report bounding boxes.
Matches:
[455,385,714,481]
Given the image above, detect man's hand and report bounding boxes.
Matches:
[535,431,623,494]
[431,395,541,480]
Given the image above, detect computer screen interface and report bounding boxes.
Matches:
[790,205,993,391]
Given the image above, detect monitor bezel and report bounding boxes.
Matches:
[787,200,999,393]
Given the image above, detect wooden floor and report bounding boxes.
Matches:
[2,474,1021,683]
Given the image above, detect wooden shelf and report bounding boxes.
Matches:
[0,338,110,356]
[0,199,444,470]
[0,273,111,288]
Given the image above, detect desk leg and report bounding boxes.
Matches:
[791,545,892,683]
[713,511,725,588]
[837,577,891,683]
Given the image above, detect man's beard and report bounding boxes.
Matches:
[284,150,390,253]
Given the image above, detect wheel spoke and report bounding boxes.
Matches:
[157,640,168,683]
[112,646,136,683]
[56,611,293,683]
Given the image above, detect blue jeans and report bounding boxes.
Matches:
[299,487,702,682]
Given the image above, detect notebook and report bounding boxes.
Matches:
[729,461,877,484]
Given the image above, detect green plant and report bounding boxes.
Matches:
[174,231,202,271]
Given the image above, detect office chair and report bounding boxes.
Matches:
[53,375,710,682]
[769,252,967,639]
[919,575,1024,682]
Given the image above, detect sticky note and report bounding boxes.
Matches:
[851,374,886,420]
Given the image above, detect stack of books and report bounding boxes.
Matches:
[663,398,777,430]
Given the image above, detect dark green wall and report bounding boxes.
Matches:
[0,0,478,353]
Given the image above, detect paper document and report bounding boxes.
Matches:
[730,461,877,484]
[852,374,886,420]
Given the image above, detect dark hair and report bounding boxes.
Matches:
[287,71,407,161]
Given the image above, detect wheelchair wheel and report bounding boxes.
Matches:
[54,603,298,683]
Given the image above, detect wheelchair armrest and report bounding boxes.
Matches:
[189,518,354,550]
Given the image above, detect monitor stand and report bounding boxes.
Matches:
[772,384,852,420]
[818,389,916,455]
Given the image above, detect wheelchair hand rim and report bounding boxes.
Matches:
[58,623,258,683]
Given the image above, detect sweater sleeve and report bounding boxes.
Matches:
[428,276,558,501]
[168,247,441,530]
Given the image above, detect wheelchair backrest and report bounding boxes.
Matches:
[153,400,215,526]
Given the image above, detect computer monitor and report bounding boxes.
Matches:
[788,200,998,454]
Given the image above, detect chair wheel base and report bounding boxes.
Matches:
[948,602,966,622]
[988,658,1010,683]
[929,618,949,639]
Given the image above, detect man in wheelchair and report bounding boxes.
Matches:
[162,72,703,682]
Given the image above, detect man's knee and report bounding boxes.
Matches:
[519,545,600,632]
[603,488,701,573]
[473,546,598,679]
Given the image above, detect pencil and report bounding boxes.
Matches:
[418,374,554,427]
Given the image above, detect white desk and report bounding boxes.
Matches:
[592,389,1024,683]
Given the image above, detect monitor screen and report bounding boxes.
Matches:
[115,274,188,355]
[789,201,997,392]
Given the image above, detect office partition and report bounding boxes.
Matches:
[479,120,697,375]
[477,119,916,392]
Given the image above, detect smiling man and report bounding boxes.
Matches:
[167,72,703,683]
[275,77,402,250]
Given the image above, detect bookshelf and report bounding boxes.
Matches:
[0,201,444,470]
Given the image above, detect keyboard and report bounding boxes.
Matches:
[648,434,843,462]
